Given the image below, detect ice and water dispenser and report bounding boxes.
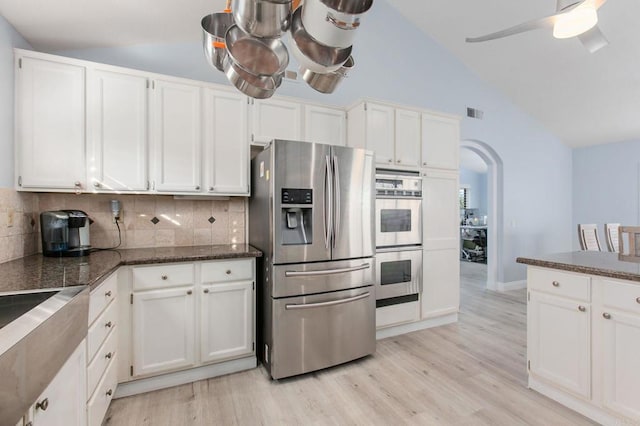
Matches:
[280,188,313,245]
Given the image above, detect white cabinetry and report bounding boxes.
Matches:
[526,267,640,424]
[250,98,302,144]
[15,54,85,191]
[303,104,346,146]
[32,340,87,426]
[203,89,249,195]
[151,78,202,193]
[421,113,460,170]
[87,68,149,192]
[347,101,421,168]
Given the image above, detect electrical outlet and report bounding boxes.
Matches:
[6,208,14,227]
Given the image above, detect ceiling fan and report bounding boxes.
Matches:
[465,0,609,53]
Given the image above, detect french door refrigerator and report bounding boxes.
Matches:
[249,139,375,379]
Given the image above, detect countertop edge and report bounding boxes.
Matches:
[516,256,640,283]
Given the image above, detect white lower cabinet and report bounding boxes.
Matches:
[132,286,196,376]
[32,341,87,426]
[526,267,640,424]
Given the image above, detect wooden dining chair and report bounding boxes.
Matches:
[604,223,620,253]
[578,224,601,251]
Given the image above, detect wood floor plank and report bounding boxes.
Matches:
[105,262,596,425]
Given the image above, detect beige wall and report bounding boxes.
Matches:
[0,189,247,263]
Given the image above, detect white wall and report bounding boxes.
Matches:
[2,0,574,282]
[573,139,640,249]
[0,16,31,187]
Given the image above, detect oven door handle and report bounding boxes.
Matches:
[284,263,370,277]
[285,291,370,310]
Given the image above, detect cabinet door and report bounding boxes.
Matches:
[528,291,591,399]
[200,280,253,363]
[152,79,202,192]
[421,113,459,170]
[422,169,459,250]
[87,69,149,191]
[303,105,346,146]
[32,341,86,426]
[366,103,395,166]
[16,56,85,190]
[602,310,640,419]
[251,98,301,144]
[204,89,249,195]
[132,287,196,376]
[421,248,459,319]
[394,108,421,167]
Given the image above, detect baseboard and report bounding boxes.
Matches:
[488,279,526,292]
[376,313,458,340]
[114,356,257,399]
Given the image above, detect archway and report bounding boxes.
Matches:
[460,140,504,290]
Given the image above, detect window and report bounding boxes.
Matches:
[459,187,470,209]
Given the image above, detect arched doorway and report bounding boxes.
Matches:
[460,140,504,290]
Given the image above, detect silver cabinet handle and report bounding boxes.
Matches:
[226,270,232,275]
[36,398,49,411]
[552,281,560,287]
[578,305,586,312]
[397,159,401,163]
[603,312,611,319]
[105,321,112,328]
[209,186,214,191]
[204,289,209,293]
[74,181,81,187]
[286,292,370,310]
[105,290,112,297]
[93,182,101,188]
[195,185,200,190]
[636,297,640,304]
[106,389,113,397]
[105,352,112,359]
[285,263,370,277]
[161,275,168,280]
[187,290,192,295]
[387,159,392,163]
[422,162,427,166]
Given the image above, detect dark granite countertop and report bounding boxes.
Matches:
[517,251,640,283]
[0,244,262,295]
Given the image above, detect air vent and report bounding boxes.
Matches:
[467,107,484,120]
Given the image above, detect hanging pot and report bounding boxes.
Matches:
[301,0,373,48]
[201,12,235,72]
[301,55,354,93]
[290,7,351,73]
[232,0,292,38]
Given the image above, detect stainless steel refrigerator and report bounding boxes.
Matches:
[249,139,375,380]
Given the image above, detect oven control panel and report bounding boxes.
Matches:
[375,174,422,198]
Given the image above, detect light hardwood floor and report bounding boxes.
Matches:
[105,262,594,425]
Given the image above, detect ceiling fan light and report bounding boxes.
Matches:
[553,5,598,39]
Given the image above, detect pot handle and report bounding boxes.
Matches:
[326,13,361,30]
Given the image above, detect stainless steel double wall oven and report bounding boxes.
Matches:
[249,140,376,380]
[374,171,423,307]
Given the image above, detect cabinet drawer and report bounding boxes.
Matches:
[87,354,117,426]
[88,300,117,362]
[376,301,420,329]
[602,279,640,314]
[87,325,117,397]
[133,263,194,291]
[528,267,590,302]
[88,272,117,325]
[201,259,253,283]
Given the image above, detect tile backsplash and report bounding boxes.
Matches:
[0,188,247,263]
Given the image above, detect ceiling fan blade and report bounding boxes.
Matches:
[466,16,556,43]
[578,25,609,52]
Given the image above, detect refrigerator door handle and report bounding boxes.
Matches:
[285,291,370,310]
[332,155,340,249]
[324,155,333,249]
[284,263,371,277]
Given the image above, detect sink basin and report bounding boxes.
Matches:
[0,286,88,426]
[0,291,58,329]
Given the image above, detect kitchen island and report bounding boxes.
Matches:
[517,252,640,425]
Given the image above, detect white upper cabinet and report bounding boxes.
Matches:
[251,98,302,145]
[394,108,421,168]
[203,89,249,195]
[87,68,149,192]
[303,104,346,146]
[16,55,85,191]
[151,78,202,193]
[421,113,460,170]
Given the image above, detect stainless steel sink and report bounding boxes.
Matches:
[0,286,89,426]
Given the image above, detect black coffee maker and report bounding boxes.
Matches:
[40,210,92,257]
